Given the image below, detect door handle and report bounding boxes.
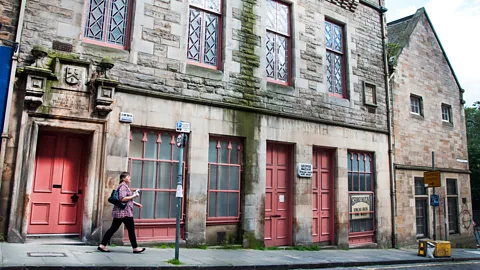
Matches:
[70,193,79,202]
[270,215,281,218]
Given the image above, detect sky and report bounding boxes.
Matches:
[386,0,480,107]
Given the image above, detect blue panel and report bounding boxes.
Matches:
[0,46,13,133]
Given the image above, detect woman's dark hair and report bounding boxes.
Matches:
[119,171,130,183]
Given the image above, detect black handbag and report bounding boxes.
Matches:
[108,188,127,209]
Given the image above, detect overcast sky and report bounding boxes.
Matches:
[386,0,480,107]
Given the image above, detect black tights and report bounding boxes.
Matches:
[100,217,137,248]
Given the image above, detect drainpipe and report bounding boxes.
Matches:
[0,0,27,195]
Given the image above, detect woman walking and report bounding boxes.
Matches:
[98,172,145,253]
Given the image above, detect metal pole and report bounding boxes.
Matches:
[444,196,448,241]
[175,133,185,260]
[432,151,436,241]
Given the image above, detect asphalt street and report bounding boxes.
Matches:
[306,261,480,270]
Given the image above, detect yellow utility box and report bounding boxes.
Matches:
[433,241,451,257]
[417,239,451,257]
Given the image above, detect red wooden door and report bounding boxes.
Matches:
[312,148,334,243]
[265,143,292,247]
[28,132,87,235]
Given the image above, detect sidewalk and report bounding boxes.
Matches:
[1,242,480,269]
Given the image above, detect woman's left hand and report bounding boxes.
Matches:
[136,203,143,208]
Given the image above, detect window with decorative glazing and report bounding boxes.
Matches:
[187,0,222,68]
[128,129,186,220]
[207,137,242,222]
[325,20,345,97]
[84,0,131,48]
[347,152,374,235]
[266,0,290,84]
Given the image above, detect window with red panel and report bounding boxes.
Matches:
[207,137,242,223]
[128,129,186,220]
[325,20,345,97]
[347,152,375,234]
[187,0,222,69]
[84,0,132,49]
[266,0,291,85]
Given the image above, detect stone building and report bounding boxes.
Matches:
[0,0,394,248]
[388,8,474,247]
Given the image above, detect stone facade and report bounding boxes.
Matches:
[0,0,393,248]
[388,9,473,247]
[0,0,20,42]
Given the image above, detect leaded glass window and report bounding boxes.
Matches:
[187,0,221,68]
[84,0,131,48]
[266,0,290,84]
[447,179,459,234]
[325,20,345,97]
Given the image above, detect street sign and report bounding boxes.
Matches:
[430,194,440,206]
[424,171,441,188]
[175,121,191,133]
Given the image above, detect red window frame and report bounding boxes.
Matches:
[347,152,375,244]
[187,0,223,70]
[266,0,291,86]
[128,129,187,225]
[325,20,346,98]
[83,0,133,50]
[207,136,242,224]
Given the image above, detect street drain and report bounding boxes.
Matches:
[27,252,67,257]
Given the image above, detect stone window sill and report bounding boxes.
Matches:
[267,81,296,96]
[185,63,223,81]
[410,113,424,120]
[442,121,454,127]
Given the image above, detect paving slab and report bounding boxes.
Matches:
[1,242,480,269]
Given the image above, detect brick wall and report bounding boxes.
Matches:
[14,0,387,132]
[0,0,20,42]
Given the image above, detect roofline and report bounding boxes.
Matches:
[387,14,414,26]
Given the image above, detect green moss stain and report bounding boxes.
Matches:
[39,80,54,114]
[230,0,260,100]
[243,231,264,249]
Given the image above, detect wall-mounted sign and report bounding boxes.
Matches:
[456,159,468,163]
[424,171,441,188]
[350,194,372,220]
[297,163,313,177]
[430,194,439,207]
[119,112,133,123]
[176,121,191,133]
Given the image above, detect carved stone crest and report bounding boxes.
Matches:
[65,67,80,85]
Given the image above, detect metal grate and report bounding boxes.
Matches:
[27,252,67,257]
[52,40,73,52]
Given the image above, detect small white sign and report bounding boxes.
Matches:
[176,121,191,133]
[456,159,468,163]
[119,112,133,123]
[279,195,285,203]
[175,185,183,198]
[297,163,313,178]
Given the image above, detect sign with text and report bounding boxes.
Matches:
[350,194,372,220]
[424,171,441,188]
[297,163,313,177]
[175,121,191,133]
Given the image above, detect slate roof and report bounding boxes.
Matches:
[387,8,463,92]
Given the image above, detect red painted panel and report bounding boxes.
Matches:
[264,143,292,247]
[28,131,87,235]
[312,148,334,244]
